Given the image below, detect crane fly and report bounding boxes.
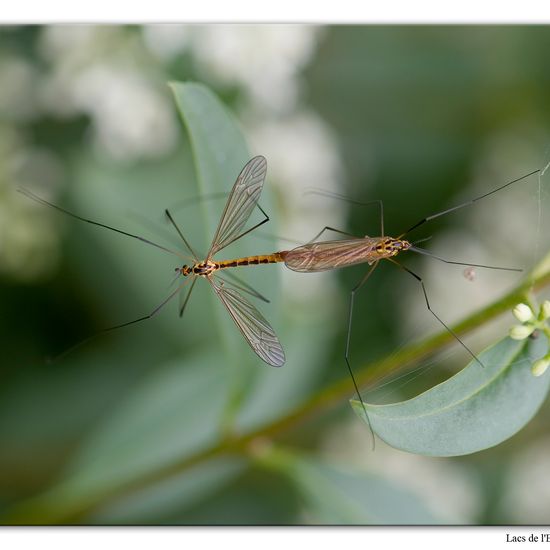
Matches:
[19,156,285,367]
[275,168,540,441]
[173,155,285,367]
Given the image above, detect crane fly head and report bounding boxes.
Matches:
[178,265,193,277]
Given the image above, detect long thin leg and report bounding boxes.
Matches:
[169,191,271,245]
[104,282,186,331]
[400,169,540,238]
[18,188,185,260]
[307,226,359,243]
[345,261,379,449]
[126,209,190,254]
[218,202,271,251]
[303,191,385,235]
[179,276,198,317]
[131,208,295,253]
[163,207,270,304]
[388,258,484,368]
[165,209,199,261]
[51,279,190,362]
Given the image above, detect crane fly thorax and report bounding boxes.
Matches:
[179,261,218,277]
[374,237,411,258]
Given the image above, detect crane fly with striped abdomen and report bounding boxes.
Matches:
[19,156,285,367]
[173,155,285,367]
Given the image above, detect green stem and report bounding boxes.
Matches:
[5,253,550,524]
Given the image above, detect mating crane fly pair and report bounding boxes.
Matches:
[19,157,538,430]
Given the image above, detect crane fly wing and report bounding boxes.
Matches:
[209,278,285,367]
[207,156,267,259]
[282,238,381,272]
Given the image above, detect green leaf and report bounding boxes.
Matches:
[258,448,442,524]
[169,82,251,225]
[352,336,550,456]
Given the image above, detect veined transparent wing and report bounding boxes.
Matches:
[209,278,285,367]
[282,238,382,272]
[207,156,267,259]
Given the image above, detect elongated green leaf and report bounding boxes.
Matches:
[258,448,442,524]
[170,82,282,386]
[170,82,331,432]
[352,336,550,456]
[169,81,252,245]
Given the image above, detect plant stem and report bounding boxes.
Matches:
[5,253,550,524]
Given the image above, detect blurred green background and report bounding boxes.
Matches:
[1,25,550,525]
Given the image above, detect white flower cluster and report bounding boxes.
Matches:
[38,26,180,161]
[509,301,550,376]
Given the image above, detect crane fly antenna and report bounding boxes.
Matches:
[409,246,523,272]
[400,169,540,238]
[18,188,186,260]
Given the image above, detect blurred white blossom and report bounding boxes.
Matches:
[70,65,179,161]
[38,26,179,161]
[39,26,118,64]
[189,25,322,113]
[142,25,190,61]
[16,24,347,296]
[0,56,40,121]
[248,110,345,302]
[0,128,62,281]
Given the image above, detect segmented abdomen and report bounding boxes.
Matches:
[216,253,284,270]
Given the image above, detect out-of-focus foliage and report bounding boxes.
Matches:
[1,25,550,525]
